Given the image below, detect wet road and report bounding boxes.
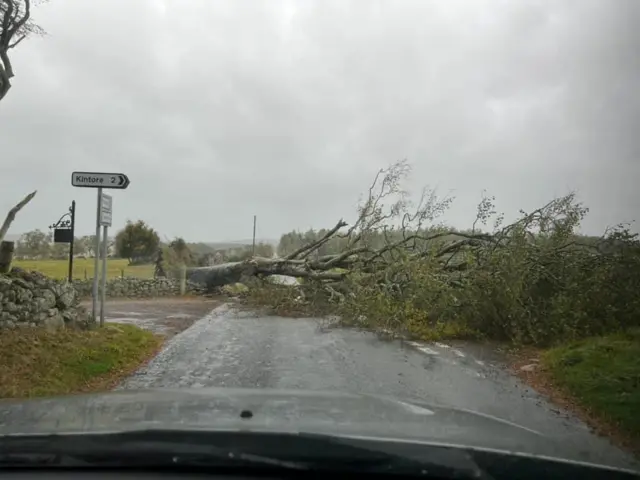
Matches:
[83,297,222,337]
[119,304,637,469]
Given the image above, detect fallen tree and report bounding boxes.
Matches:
[188,160,608,291]
[188,161,458,287]
[188,160,640,346]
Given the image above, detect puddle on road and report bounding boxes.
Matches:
[84,297,223,338]
[166,314,193,319]
[108,312,198,337]
[108,317,166,333]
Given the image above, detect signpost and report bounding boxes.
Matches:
[49,201,76,282]
[99,193,112,326]
[100,193,112,227]
[71,172,130,189]
[72,171,129,326]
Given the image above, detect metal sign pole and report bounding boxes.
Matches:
[68,200,75,282]
[92,188,102,322]
[99,224,108,327]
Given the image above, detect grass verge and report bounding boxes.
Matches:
[540,329,640,453]
[0,324,163,399]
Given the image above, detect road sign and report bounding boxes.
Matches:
[99,193,112,227]
[71,171,130,189]
[75,172,130,327]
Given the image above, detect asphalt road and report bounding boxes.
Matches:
[118,304,637,470]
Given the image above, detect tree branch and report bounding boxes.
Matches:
[7,32,25,47]
[0,190,37,243]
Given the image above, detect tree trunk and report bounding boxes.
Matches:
[187,262,256,289]
[186,256,349,291]
[0,190,37,244]
[0,241,15,274]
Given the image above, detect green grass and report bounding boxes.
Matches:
[12,258,154,280]
[543,329,640,444]
[0,324,163,399]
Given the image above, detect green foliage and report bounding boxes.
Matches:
[260,161,639,348]
[244,280,330,317]
[156,237,198,278]
[115,220,160,265]
[336,193,640,346]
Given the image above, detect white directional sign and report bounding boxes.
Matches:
[71,171,130,189]
[99,193,112,227]
[73,171,130,326]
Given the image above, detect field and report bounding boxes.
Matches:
[12,258,154,280]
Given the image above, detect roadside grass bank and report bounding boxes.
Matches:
[12,258,154,280]
[539,329,640,454]
[0,324,163,399]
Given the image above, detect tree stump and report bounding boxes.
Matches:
[0,241,15,274]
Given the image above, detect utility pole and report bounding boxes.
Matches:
[252,215,257,256]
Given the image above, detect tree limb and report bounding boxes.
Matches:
[1,0,39,102]
[0,190,37,243]
[256,265,346,281]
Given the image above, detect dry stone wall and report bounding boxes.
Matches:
[0,269,209,330]
[0,268,92,330]
[72,277,207,299]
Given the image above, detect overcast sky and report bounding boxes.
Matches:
[1,0,639,242]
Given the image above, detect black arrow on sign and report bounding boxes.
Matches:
[114,174,130,188]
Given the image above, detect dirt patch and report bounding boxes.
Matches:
[509,347,640,458]
[81,296,224,337]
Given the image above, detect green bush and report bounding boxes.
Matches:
[338,196,640,346]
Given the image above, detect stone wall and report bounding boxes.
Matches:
[72,277,207,299]
[0,268,92,330]
[0,270,209,330]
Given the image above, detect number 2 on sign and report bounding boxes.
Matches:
[110,177,116,183]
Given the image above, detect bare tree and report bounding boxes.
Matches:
[0,0,44,103]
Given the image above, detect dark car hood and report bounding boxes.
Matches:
[0,388,632,468]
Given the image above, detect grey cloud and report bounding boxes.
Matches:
[1,0,639,241]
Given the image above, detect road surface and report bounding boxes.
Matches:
[118,304,637,469]
[82,297,221,337]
